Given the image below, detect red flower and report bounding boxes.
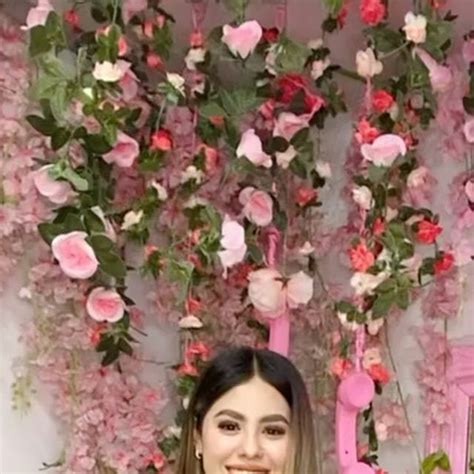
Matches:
[186,341,211,361]
[148,451,166,470]
[360,0,386,26]
[177,360,198,376]
[295,187,318,206]
[151,129,173,151]
[336,4,349,28]
[355,118,380,144]
[372,89,394,112]
[434,252,455,275]
[228,262,254,288]
[304,92,325,115]
[64,9,80,29]
[262,27,280,43]
[349,241,375,272]
[118,36,128,57]
[259,99,275,120]
[416,219,442,244]
[190,30,204,47]
[146,52,163,69]
[372,217,385,236]
[277,73,307,104]
[330,357,353,378]
[367,363,390,384]
[185,295,202,314]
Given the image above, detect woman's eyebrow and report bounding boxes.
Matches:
[214,409,245,421]
[260,414,289,425]
[214,410,289,425]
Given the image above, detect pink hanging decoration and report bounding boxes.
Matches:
[265,227,290,356]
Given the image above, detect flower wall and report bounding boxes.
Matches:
[1,1,474,473]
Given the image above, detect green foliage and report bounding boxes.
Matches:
[419,451,451,474]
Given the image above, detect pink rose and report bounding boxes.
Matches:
[222,20,263,59]
[414,48,452,93]
[119,69,139,102]
[462,38,474,64]
[86,287,125,323]
[236,129,272,168]
[407,166,429,188]
[273,112,309,141]
[24,0,53,30]
[463,118,474,143]
[361,134,407,167]
[218,215,247,274]
[102,131,139,167]
[239,187,273,227]
[248,268,313,316]
[51,231,99,279]
[122,0,147,24]
[33,165,74,204]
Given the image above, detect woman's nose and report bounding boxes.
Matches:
[239,431,263,459]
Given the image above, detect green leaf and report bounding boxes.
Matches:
[247,243,263,264]
[101,346,120,366]
[118,338,133,356]
[29,25,51,57]
[51,128,71,151]
[289,156,307,179]
[366,25,404,53]
[61,167,89,192]
[49,84,68,121]
[63,213,86,232]
[223,0,249,18]
[96,334,114,352]
[420,450,451,474]
[26,115,57,136]
[321,0,343,15]
[89,235,115,252]
[372,292,394,318]
[98,251,127,279]
[83,210,106,234]
[395,289,409,310]
[368,164,388,183]
[220,88,262,117]
[426,21,452,49]
[463,96,474,115]
[276,37,310,73]
[290,127,310,148]
[38,223,64,245]
[83,134,113,154]
[271,136,289,153]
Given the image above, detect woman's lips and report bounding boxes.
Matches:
[226,467,270,474]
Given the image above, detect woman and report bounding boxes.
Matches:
[176,346,317,474]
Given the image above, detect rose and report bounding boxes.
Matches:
[275,145,297,169]
[367,363,390,384]
[304,92,325,116]
[463,118,474,143]
[151,129,173,151]
[362,347,382,369]
[414,48,452,93]
[433,252,454,274]
[222,20,263,59]
[64,9,80,29]
[349,242,375,272]
[102,132,139,168]
[277,73,307,103]
[23,0,53,30]
[415,219,442,244]
[236,129,272,168]
[356,48,383,78]
[185,47,206,71]
[352,185,373,210]
[360,0,386,26]
[330,357,353,378]
[51,231,99,279]
[350,271,388,295]
[92,60,131,82]
[295,187,317,207]
[218,216,247,273]
[121,209,144,230]
[186,341,211,361]
[33,165,74,204]
[355,118,380,144]
[273,113,309,141]
[248,268,313,315]
[361,134,407,167]
[86,287,125,323]
[239,187,273,227]
[146,52,163,69]
[372,90,394,112]
[403,12,427,44]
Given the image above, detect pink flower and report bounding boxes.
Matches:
[122,0,147,24]
[372,90,394,112]
[239,187,273,227]
[236,129,272,168]
[462,37,474,64]
[356,48,383,78]
[218,215,247,274]
[414,48,452,93]
[355,118,380,144]
[330,357,353,378]
[360,0,386,26]
[186,341,211,361]
[273,112,309,141]
[407,166,429,188]
[51,231,99,279]
[248,268,313,316]
[463,118,474,143]
[102,132,139,167]
[118,69,139,101]
[403,12,427,44]
[222,20,263,59]
[361,134,407,167]
[33,165,74,204]
[24,0,53,30]
[349,241,375,272]
[86,287,125,323]
[367,363,390,384]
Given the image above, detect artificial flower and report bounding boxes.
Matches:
[403,12,427,44]
[178,315,204,329]
[414,47,452,93]
[218,216,247,273]
[355,118,380,144]
[151,129,173,151]
[239,187,273,227]
[433,252,455,274]
[102,132,139,168]
[185,47,206,71]
[166,73,186,95]
[356,48,383,79]
[315,160,332,178]
[236,129,272,168]
[273,112,309,141]
[221,20,263,59]
[360,0,386,26]
[372,90,394,112]
[295,187,318,207]
[415,219,442,244]
[349,242,375,272]
[86,287,125,323]
[361,134,407,167]
[92,60,131,82]
[350,271,388,295]
[275,145,297,169]
[352,185,374,210]
[121,209,144,230]
[23,0,53,30]
[311,58,331,81]
[180,165,204,184]
[33,165,74,204]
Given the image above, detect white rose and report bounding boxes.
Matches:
[151,181,168,201]
[307,38,323,50]
[121,209,144,230]
[178,315,204,329]
[185,47,206,71]
[166,72,186,95]
[403,12,427,44]
[275,145,297,169]
[316,160,332,178]
[180,165,204,184]
[93,60,130,82]
[352,185,374,210]
[350,271,388,296]
[356,48,383,79]
[311,58,331,81]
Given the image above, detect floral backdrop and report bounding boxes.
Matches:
[1,0,473,473]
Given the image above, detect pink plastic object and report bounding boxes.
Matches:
[336,372,376,474]
[268,312,290,357]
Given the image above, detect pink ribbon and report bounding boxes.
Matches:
[264,227,290,357]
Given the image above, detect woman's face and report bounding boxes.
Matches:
[195,376,291,474]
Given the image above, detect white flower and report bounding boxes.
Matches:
[121,209,144,230]
[316,160,332,178]
[356,48,383,79]
[93,60,130,82]
[163,424,182,439]
[180,165,204,184]
[166,72,186,95]
[151,181,168,201]
[352,185,374,210]
[311,58,331,80]
[403,12,427,44]
[218,216,247,274]
[182,396,190,410]
[275,145,297,169]
[178,315,204,329]
[18,287,32,300]
[265,47,278,75]
[350,272,388,296]
[184,196,209,209]
[338,311,359,331]
[307,38,323,50]
[185,47,206,71]
[367,317,384,335]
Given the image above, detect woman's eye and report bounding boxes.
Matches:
[218,421,240,432]
[264,425,286,437]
